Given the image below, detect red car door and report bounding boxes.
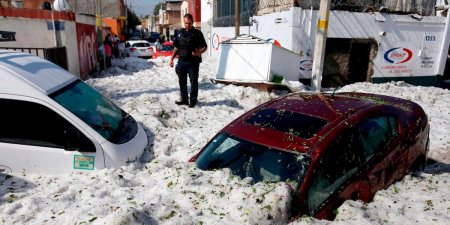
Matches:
[305,107,401,219]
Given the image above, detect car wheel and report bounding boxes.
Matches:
[410,154,427,176]
[411,136,430,174]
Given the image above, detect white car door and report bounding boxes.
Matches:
[0,97,105,174]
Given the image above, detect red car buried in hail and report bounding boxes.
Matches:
[190,92,429,220]
[152,41,174,59]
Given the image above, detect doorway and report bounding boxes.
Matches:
[322,38,377,88]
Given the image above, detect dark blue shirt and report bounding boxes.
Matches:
[173,28,207,63]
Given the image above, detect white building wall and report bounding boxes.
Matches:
[208,7,447,79]
[181,1,188,24]
[201,0,212,23]
[249,10,294,50]
[0,17,80,76]
[209,9,298,58]
[159,9,165,25]
[59,21,80,77]
[0,17,59,48]
[326,11,445,78]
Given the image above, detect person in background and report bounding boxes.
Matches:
[104,35,112,68]
[112,35,120,58]
[169,14,207,108]
[154,38,162,50]
[97,42,105,72]
[118,40,126,59]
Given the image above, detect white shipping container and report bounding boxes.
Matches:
[215,35,302,83]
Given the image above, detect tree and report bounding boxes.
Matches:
[153,2,166,16]
[127,8,141,31]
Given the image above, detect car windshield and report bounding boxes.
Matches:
[50,80,137,144]
[161,45,173,51]
[196,133,311,187]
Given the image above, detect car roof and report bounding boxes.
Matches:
[223,92,416,153]
[127,40,149,44]
[128,36,141,40]
[0,50,76,96]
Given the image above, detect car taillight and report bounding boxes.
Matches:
[130,47,137,52]
[148,48,153,52]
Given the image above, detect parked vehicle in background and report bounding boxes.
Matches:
[0,50,148,174]
[128,36,141,41]
[152,41,174,58]
[129,30,142,40]
[191,92,430,220]
[148,32,161,43]
[125,40,154,58]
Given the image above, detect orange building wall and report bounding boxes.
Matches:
[102,18,125,41]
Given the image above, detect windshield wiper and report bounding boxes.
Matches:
[111,111,130,139]
[120,111,130,132]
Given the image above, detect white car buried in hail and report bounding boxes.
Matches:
[125,40,154,58]
[0,50,148,175]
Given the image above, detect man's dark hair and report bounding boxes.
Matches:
[184,13,193,22]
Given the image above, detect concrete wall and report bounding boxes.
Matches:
[0,17,60,48]
[76,13,99,79]
[0,16,80,76]
[62,21,80,77]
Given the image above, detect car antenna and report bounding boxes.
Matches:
[331,86,340,98]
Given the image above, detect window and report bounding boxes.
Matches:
[50,80,138,145]
[214,0,253,27]
[196,133,310,187]
[357,116,397,160]
[307,116,397,213]
[307,128,364,213]
[161,45,173,51]
[0,99,95,152]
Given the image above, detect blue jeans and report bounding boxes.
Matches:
[175,60,200,103]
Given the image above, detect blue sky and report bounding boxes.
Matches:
[126,0,161,17]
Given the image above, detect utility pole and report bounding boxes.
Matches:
[96,0,104,72]
[235,0,240,36]
[96,0,103,42]
[311,0,331,92]
[50,5,58,46]
[437,9,450,77]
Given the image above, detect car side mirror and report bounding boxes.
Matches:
[64,127,81,151]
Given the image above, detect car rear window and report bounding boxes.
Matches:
[133,42,150,47]
[245,108,327,139]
